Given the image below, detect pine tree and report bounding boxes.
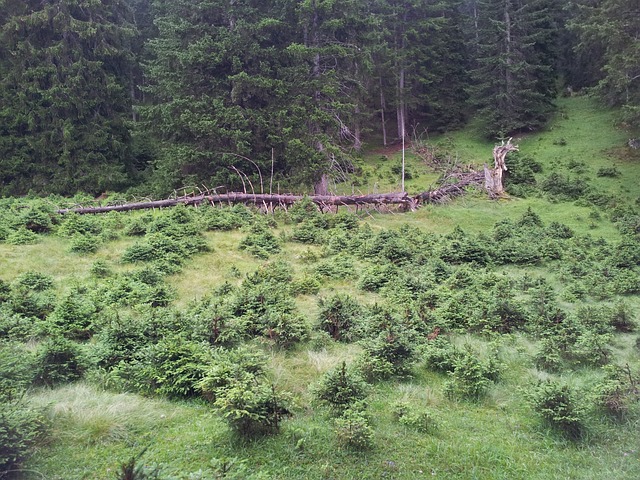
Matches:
[571,0,640,128]
[470,0,560,138]
[0,0,138,195]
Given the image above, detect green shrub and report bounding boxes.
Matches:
[90,260,112,278]
[593,364,640,419]
[34,336,88,387]
[6,227,40,245]
[291,221,325,244]
[539,173,589,200]
[239,224,281,259]
[0,311,39,341]
[528,381,585,439]
[0,342,36,402]
[312,362,369,413]
[313,254,356,279]
[0,400,47,476]
[8,272,56,320]
[141,336,212,398]
[423,337,462,373]
[393,402,438,433]
[69,234,101,254]
[607,301,636,332]
[13,271,54,291]
[317,294,364,342]
[45,286,100,340]
[443,348,495,401]
[288,197,320,224]
[358,264,396,292]
[596,166,621,177]
[58,213,103,237]
[198,205,251,231]
[199,347,289,437]
[291,275,321,295]
[357,327,415,381]
[334,404,374,450]
[259,310,309,349]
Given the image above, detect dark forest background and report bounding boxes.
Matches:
[1,0,638,196]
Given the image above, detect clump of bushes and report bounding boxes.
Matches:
[527,381,585,440]
[596,166,621,178]
[333,403,374,450]
[392,402,438,433]
[239,223,281,259]
[317,294,364,342]
[199,347,290,437]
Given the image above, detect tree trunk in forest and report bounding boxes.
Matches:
[484,138,518,198]
[380,77,388,146]
[314,173,329,195]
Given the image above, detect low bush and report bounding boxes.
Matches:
[393,402,438,433]
[593,364,640,420]
[34,336,88,387]
[528,381,585,439]
[357,326,415,381]
[5,227,40,245]
[596,166,621,177]
[334,404,373,450]
[317,294,364,342]
[199,347,290,437]
[239,223,281,259]
[142,335,212,398]
[69,234,101,254]
[443,348,496,401]
[0,400,48,476]
[312,361,370,413]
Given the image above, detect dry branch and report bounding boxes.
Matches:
[415,172,484,204]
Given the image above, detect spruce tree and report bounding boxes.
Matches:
[0,0,138,195]
[570,0,640,129]
[470,0,560,138]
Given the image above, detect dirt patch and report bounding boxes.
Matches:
[371,142,410,156]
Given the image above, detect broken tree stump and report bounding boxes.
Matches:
[484,138,519,198]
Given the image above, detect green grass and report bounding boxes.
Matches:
[4,96,640,479]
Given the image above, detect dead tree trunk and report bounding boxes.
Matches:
[484,138,518,198]
[57,192,417,215]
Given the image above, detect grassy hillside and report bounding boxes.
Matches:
[1,97,640,480]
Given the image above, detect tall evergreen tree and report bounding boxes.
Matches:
[0,0,138,195]
[571,0,640,129]
[470,0,560,138]
[141,0,297,193]
[372,0,470,143]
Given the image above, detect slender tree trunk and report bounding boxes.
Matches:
[504,0,513,101]
[353,104,362,151]
[380,77,387,146]
[396,10,408,141]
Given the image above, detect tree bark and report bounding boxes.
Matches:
[484,138,518,198]
[57,192,417,215]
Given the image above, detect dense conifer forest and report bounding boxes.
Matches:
[1,0,638,196]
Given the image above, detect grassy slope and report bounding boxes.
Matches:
[12,97,640,479]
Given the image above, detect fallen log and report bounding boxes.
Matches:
[56,192,416,215]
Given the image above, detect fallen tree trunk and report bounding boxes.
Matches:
[57,192,416,214]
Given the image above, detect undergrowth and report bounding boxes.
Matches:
[1,97,639,479]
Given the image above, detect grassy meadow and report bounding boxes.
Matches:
[1,96,640,479]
